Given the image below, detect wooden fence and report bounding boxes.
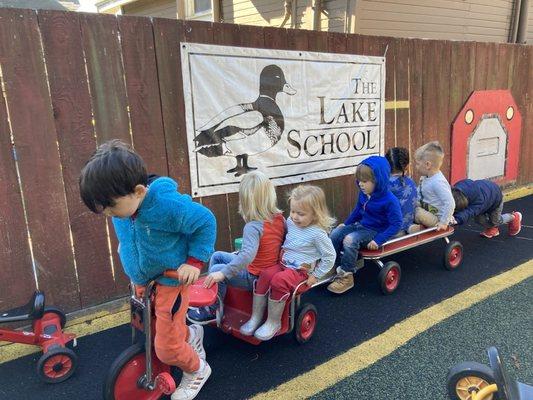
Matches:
[0,8,531,313]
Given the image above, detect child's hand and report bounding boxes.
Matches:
[337,223,345,228]
[134,284,146,299]
[436,223,448,231]
[306,275,318,287]
[367,240,379,250]
[177,263,200,285]
[204,271,225,288]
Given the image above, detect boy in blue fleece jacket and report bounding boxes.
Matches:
[452,179,522,238]
[79,140,216,400]
[328,156,402,294]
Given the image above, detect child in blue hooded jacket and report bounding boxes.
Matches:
[79,140,216,400]
[328,156,402,294]
[452,179,522,238]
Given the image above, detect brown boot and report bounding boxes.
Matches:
[327,269,354,294]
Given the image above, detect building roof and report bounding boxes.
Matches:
[0,0,80,11]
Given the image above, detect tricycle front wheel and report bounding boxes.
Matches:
[103,342,174,400]
[447,361,496,400]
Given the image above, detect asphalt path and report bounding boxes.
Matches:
[0,196,530,400]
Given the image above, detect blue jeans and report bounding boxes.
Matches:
[208,251,257,303]
[330,223,377,273]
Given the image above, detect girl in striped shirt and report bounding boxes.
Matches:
[242,185,336,340]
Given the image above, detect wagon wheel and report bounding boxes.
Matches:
[294,303,318,344]
[444,241,464,271]
[378,261,401,295]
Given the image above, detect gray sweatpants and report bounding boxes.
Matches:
[474,199,513,228]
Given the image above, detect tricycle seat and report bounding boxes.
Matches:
[0,291,45,323]
[188,278,218,308]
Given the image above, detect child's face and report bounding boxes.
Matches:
[103,185,146,218]
[290,200,314,228]
[358,179,375,196]
[415,157,432,176]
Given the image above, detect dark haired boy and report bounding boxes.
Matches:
[328,156,402,294]
[452,179,521,238]
[79,140,216,400]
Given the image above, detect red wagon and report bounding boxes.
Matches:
[359,226,464,295]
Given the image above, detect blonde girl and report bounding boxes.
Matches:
[240,185,336,340]
[187,171,285,324]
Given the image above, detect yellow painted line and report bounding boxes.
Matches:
[385,100,409,110]
[0,302,130,364]
[251,260,533,400]
[504,184,533,201]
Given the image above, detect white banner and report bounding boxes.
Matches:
[181,43,385,197]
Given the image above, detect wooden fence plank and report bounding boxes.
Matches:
[118,15,168,177]
[0,9,79,311]
[408,39,424,183]
[80,12,132,294]
[152,18,191,193]
[38,10,117,307]
[394,38,411,169]
[449,41,476,125]
[183,21,233,253]
[0,63,35,312]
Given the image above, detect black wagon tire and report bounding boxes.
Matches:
[294,303,318,344]
[37,346,78,383]
[378,261,401,294]
[446,361,497,400]
[444,241,464,271]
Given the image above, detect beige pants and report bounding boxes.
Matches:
[414,206,439,227]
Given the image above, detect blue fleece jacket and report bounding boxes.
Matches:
[112,177,216,286]
[344,156,402,245]
[453,179,503,225]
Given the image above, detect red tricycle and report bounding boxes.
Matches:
[0,291,77,383]
[359,226,464,294]
[187,271,335,345]
[103,273,180,400]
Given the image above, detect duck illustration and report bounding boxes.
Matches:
[194,64,296,176]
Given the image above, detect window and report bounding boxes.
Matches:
[186,0,212,20]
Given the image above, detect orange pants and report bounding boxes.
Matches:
[154,284,199,373]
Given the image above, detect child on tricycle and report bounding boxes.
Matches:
[80,140,216,400]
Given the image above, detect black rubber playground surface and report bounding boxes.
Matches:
[0,195,531,400]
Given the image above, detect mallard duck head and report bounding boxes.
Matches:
[259,65,296,99]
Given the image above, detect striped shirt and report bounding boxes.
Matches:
[281,218,336,278]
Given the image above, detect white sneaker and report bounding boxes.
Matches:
[187,324,206,360]
[171,359,212,400]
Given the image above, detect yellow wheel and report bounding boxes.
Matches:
[447,362,496,400]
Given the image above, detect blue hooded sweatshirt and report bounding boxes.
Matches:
[112,177,216,286]
[453,179,503,225]
[344,156,402,245]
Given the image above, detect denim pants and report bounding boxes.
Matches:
[208,251,257,303]
[330,223,377,273]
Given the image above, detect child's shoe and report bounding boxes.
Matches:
[254,297,286,341]
[508,211,522,236]
[407,224,422,234]
[480,227,499,238]
[240,292,267,336]
[171,359,211,400]
[327,269,354,294]
[187,324,206,361]
[187,306,216,325]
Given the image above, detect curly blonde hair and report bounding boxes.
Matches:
[288,185,336,232]
[239,171,281,223]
